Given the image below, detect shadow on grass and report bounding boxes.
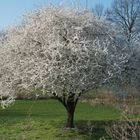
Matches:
[75,120,114,139]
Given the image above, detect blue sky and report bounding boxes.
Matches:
[0,0,112,30]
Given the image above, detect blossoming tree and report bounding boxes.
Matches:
[0,7,128,128]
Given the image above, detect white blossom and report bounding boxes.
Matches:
[0,7,128,107]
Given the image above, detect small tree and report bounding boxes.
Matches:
[0,7,128,128]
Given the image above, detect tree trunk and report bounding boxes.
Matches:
[65,99,76,128]
[57,94,79,128]
[56,92,82,128]
[65,94,78,128]
[66,108,75,128]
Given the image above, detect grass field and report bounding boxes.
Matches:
[0,99,121,140]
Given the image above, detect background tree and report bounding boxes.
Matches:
[110,0,140,44]
[108,0,140,94]
[92,3,104,19]
[0,7,128,128]
[123,40,140,93]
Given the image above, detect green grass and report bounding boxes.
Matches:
[0,100,121,140]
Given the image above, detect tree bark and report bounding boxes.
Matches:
[65,99,76,128]
[57,93,80,128]
[66,106,75,128]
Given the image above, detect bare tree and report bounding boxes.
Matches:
[93,3,104,19]
[110,0,140,43]
[106,111,140,140]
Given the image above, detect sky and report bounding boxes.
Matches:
[0,0,112,30]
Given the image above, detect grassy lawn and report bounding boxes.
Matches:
[0,99,121,140]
